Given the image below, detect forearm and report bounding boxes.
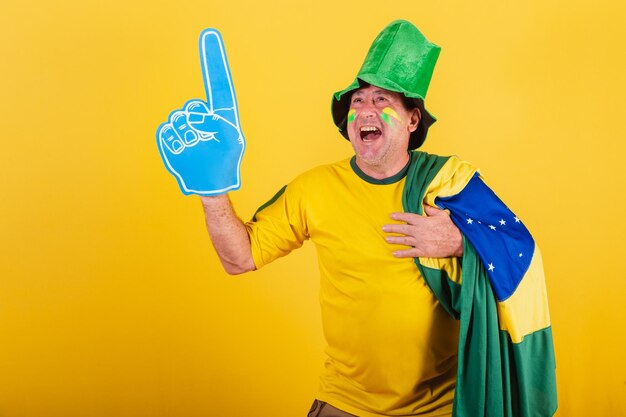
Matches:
[200,195,255,275]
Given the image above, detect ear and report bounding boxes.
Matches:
[408,107,421,133]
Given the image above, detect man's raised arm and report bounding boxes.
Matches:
[155,29,254,274]
[200,195,255,275]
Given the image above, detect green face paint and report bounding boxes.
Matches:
[382,107,401,126]
[348,109,356,124]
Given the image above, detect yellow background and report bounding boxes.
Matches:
[1,0,625,415]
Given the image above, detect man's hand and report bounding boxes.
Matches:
[383,205,463,258]
[156,29,245,196]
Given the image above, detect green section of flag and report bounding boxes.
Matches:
[502,327,558,416]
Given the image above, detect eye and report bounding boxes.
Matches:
[375,96,388,103]
[352,97,364,104]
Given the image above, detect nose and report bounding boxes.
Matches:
[359,100,377,118]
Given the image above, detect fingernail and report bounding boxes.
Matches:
[382,225,388,231]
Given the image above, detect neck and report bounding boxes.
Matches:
[355,152,410,180]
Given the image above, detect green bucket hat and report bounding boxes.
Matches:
[331,20,441,150]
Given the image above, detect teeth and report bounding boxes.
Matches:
[360,126,378,132]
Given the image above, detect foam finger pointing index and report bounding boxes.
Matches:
[199,29,238,124]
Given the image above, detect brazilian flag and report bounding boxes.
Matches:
[403,151,557,417]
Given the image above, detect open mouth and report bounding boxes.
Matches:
[360,126,382,141]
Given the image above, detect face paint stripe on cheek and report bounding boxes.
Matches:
[382,107,401,122]
[348,109,356,124]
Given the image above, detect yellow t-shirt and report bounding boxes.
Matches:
[246,157,464,417]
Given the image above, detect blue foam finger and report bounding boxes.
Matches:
[199,29,239,127]
[156,28,245,196]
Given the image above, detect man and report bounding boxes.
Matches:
[158,20,556,417]
[203,88,464,417]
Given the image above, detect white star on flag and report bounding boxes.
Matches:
[499,219,506,226]
[488,263,495,271]
[467,218,473,224]
[489,225,497,231]
[514,216,520,223]
[519,253,523,257]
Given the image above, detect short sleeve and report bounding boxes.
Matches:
[245,179,309,269]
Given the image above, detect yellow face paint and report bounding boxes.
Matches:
[348,109,356,124]
[381,107,401,125]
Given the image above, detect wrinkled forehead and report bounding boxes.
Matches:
[351,84,402,99]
